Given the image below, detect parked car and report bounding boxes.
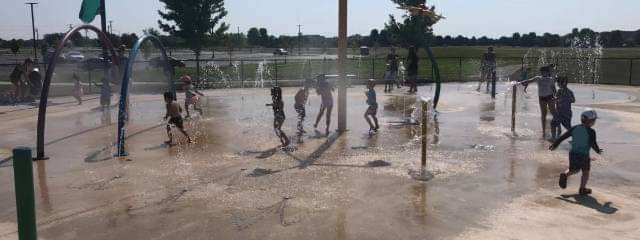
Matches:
[64,51,85,62]
[150,56,186,69]
[80,57,112,71]
[273,48,289,56]
[360,46,370,56]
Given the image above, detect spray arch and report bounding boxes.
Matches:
[35,24,120,160]
[116,35,176,156]
[425,46,441,110]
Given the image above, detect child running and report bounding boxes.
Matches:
[518,66,557,139]
[364,80,380,133]
[181,75,204,118]
[551,76,575,139]
[314,75,334,136]
[72,73,83,105]
[550,110,603,195]
[294,80,311,143]
[164,92,193,144]
[267,87,290,147]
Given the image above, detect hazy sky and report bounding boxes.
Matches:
[1,0,639,39]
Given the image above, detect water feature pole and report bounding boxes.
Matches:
[337,0,347,132]
[491,71,497,99]
[511,85,517,132]
[421,99,430,168]
[12,147,38,240]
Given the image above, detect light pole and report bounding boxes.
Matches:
[297,24,302,56]
[337,0,347,132]
[26,2,38,62]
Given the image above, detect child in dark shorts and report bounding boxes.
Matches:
[550,110,603,195]
[268,87,290,147]
[551,76,575,139]
[294,80,311,143]
[364,80,380,132]
[164,92,193,144]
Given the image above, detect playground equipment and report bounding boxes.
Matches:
[12,147,37,240]
[116,35,176,157]
[35,24,119,160]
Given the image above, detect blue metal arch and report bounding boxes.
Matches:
[424,46,441,110]
[116,35,175,156]
[35,24,119,160]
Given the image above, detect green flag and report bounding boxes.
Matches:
[79,0,101,23]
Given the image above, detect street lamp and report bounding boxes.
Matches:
[26,2,38,62]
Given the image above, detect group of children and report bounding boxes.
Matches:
[161,65,603,195]
[518,65,603,195]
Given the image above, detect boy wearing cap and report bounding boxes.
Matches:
[549,110,603,195]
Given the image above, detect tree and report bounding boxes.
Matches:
[143,28,161,37]
[43,33,65,46]
[10,39,22,55]
[369,29,379,46]
[384,0,443,49]
[258,28,269,47]
[605,30,624,48]
[511,33,521,46]
[634,31,640,46]
[379,29,392,46]
[158,0,229,83]
[120,33,139,48]
[247,27,260,46]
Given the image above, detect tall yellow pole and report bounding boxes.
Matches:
[337,0,348,132]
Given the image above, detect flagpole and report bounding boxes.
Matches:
[99,0,110,98]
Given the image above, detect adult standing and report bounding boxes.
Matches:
[313,75,334,136]
[27,67,43,100]
[406,46,419,94]
[478,47,497,92]
[9,60,27,101]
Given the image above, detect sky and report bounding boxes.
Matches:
[1,0,639,40]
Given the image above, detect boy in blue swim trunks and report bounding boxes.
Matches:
[550,110,603,195]
[551,76,575,139]
[364,80,380,133]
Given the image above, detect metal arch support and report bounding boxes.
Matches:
[424,46,441,110]
[35,24,120,160]
[116,35,176,157]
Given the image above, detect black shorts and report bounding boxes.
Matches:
[366,104,378,115]
[569,152,590,172]
[168,116,185,129]
[539,95,554,103]
[295,105,306,118]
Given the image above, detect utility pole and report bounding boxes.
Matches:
[337,0,347,132]
[26,2,38,62]
[109,20,113,35]
[297,24,302,56]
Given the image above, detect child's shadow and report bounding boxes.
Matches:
[556,194,618,214]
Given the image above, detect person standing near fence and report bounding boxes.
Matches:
[478,47,497,92]
[27,67,43,100]
[385,47,400,92]
[406,46,419,94]
[9,61,26,102]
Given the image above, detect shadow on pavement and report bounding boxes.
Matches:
[557,194,618,214]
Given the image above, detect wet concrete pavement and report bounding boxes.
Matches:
[1,82,639,239]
